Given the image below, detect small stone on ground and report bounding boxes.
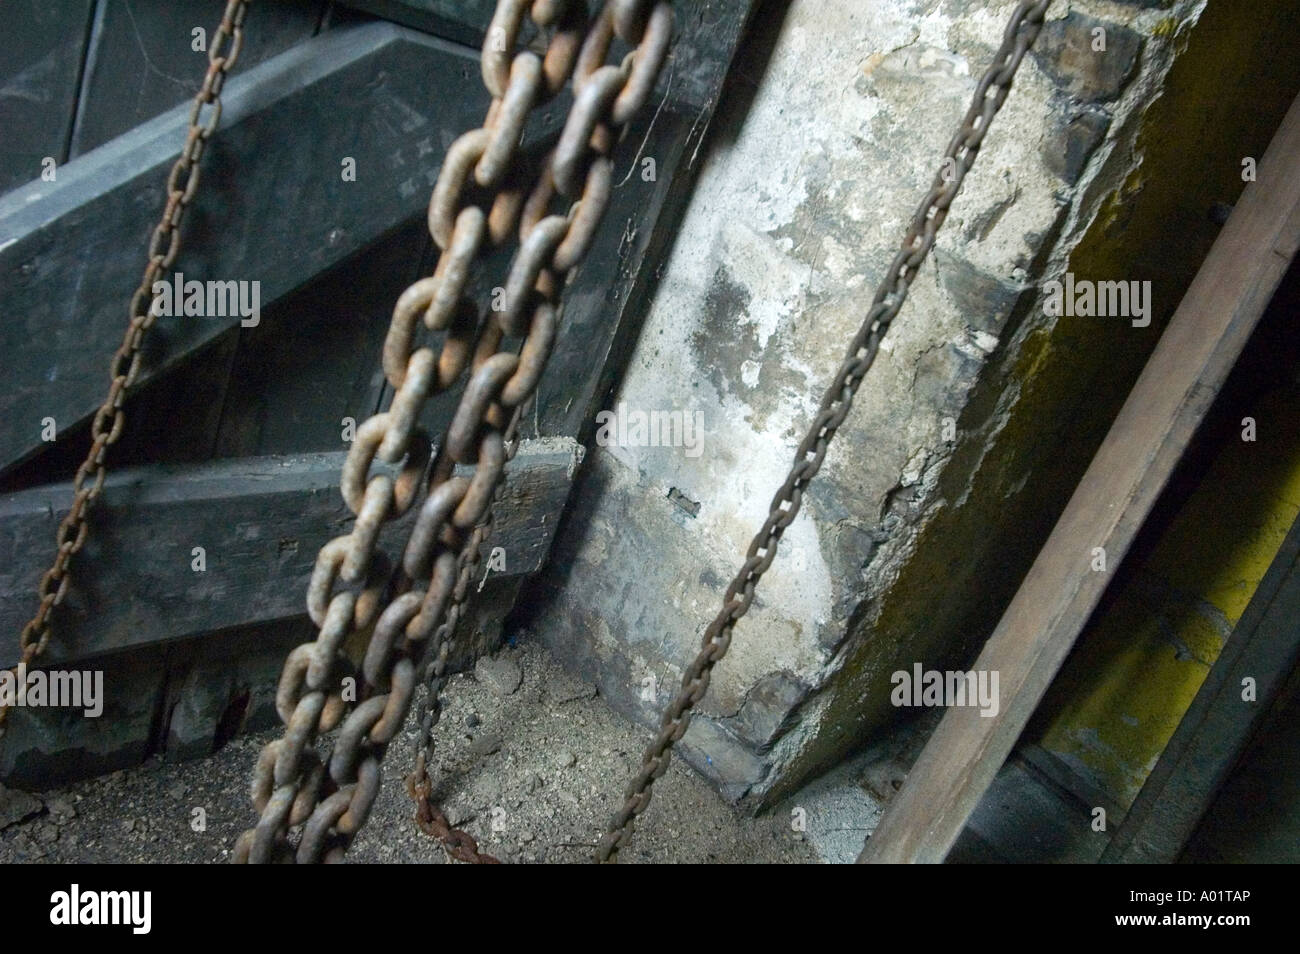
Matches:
[474,655,523,697]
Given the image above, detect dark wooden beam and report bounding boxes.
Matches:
[1101,512,1300,863]
[0,0,95,195]
[332,0,502,44]
[338,0,763,443]
[0,439,582,666]
[0,22,512,477]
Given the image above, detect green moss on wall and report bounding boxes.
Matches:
[762,0,1300,809]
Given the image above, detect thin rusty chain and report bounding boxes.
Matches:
[1,0,251,739]
[235,0,674,864]
[595,0,1056,862]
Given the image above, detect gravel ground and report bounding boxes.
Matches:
[0,640,816,864]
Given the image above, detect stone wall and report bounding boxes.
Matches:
[524,0,1300,807]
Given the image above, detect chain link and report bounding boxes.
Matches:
[236,0,674,864]
[2,0,251,739]
[595,0,1055,862]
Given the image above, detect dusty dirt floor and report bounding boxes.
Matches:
[0,639,817,864]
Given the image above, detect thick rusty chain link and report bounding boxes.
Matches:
[595,0,1055,862]
[235,0,673,864]
[2,0,251,739]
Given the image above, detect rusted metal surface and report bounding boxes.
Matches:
[408,771,502,864]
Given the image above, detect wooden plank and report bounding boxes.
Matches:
[0,0,95,195]
[69,0,325,158]
[1101,512,1300,863]
[0,22,513,478]
[108,329,242,467]
[0,438,583,666]
[858,92,1300,864]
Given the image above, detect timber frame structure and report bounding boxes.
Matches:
[0,0,753,782]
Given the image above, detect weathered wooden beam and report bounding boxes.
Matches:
[859,91,1300,864]
[0,439,583,666]
[1101,512,1300,863]
[0,22,509,477]
[327,1,762,443]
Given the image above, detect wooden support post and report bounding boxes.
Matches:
[859,92,1300,864]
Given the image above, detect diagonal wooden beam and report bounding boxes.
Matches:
[859,91,1300,864]
[534,0,761,440]
[0,439,583,667]
[0,21,560,477]
[330,0,771,444]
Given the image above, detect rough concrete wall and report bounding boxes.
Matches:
[527,0,1217,804]
[784,0,1300,808]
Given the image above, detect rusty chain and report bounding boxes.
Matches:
[235,0,674,864]
[7,0,1043,864]
[2,0,251,739]
[595,0,1056,862]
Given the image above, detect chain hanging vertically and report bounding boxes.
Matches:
[235,0,674,864]
[595,0,1056,862]
[406,0,675,865]
[3,0,252,738]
